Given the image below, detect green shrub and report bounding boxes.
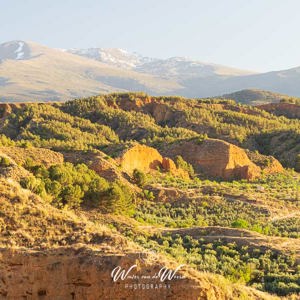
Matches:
[132,233,300,296]
[21,160,136,213]
[102,181,135,215]
[20,176,46,195]
[0,156,11,167]
[132,169,146,187]
[143,189,155,201]
[175,155,194,177]
[231,218,249,229]
[60,184,84,208]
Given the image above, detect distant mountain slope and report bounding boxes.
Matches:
[0,41,32,60]
[221,89,300,105]
[68,47,300,99]
[68,48,254,78]
[217,67,300,97]
[177,66,300,98]
[3,40,300,101]
[0,41,181,101]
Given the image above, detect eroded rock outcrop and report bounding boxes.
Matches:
[162,138,262,180]
[104,95,185,127]
[0,248,199,300]
[0,247,278,300]
[62,150,122,182]
[246,150,284,175]
[117,144,189,178]
[262,157,284,174]
[118,144,163,174]
[162,157,189,178]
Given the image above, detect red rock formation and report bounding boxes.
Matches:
[162,157,177,172]
[106,95,152,112]
[162,157,189,178]
[117,144,188,179]
[163,138,262,180]
[262,157,284,174]
[118,144,163,174]
[246,151,284,175]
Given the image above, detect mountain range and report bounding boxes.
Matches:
[2,40,300,101]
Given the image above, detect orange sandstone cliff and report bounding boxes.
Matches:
[117,144,189,179]
[162,138,262,180]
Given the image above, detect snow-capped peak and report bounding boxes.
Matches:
[0,40,31,61]
[66,47,255,78]
[67,47,156,69]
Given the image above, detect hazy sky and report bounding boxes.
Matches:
[1,0,300,72]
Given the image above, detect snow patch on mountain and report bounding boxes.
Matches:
[0,40,31,61]
[14,41,25,60]
[67,48,255,78]
[67,48,157,69]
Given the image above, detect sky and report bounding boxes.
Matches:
[1,0,300,72]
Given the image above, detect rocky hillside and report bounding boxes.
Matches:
[0,94,295,173]
[0,154,280,300]
[0,93,298,299]
[257,102,300,119]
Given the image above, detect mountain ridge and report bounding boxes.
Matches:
[67,46,255,78]
[2,40,300,101]
[0,40,181,101]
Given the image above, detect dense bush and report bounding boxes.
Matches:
[231,218,249,229]
[101,182,135,215]
[132,169,146,187]
[0,104,119,151]
[0,156,11,167]
[22,159,135,213]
